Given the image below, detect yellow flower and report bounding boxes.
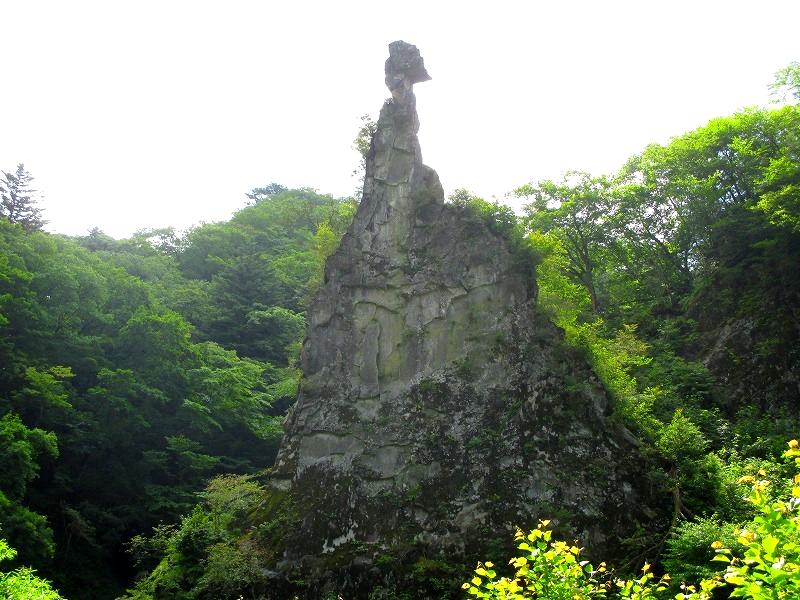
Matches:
[485,561,493,568]
[788,439,799,449]
[711,541,724,549]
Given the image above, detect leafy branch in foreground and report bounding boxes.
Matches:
[0,538,64,599]
[701,439,800,599]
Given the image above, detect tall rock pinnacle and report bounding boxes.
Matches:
[265,42,660,598]
[273,39,529,479]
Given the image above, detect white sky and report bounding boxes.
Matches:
[1,0,798,238]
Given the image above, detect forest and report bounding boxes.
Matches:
[1,66,799,598]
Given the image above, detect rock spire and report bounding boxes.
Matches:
[265,41,659,598]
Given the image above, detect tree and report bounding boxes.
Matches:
[245,183,288,204]
[352,114,377,193]
[130,227,184,257]
[770,61,800,103]
[516,173,614,313]
[0,165,45,233]
[0,412,58,567]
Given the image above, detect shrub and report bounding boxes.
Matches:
[464,440,800,599]
[0,538,64,600]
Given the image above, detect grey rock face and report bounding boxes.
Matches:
[274,40,527,483]
[268,41,658,589]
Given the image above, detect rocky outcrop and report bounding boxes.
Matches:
[273,41,531,481]
[266,41,660,597]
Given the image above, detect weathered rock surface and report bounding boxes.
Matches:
[266,41,660,597]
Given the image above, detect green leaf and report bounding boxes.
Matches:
[762,534,779,556]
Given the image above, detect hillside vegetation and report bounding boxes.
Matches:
[0,187,354,597]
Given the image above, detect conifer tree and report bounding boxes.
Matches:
[0,164,45,232]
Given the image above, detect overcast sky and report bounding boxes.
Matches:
[1,0,798,238]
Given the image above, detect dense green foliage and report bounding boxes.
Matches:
[509,101,800,591]
[0,537,64,600]
[121,474,271,599]
[0,188,354,597]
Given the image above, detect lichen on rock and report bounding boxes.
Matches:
[264,40,662,598]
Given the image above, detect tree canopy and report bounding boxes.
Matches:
[0,188,355,597]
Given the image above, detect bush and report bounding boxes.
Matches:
[0,538,64,600]
[122,474,267,599]
[664,518,743,583]
[462,520,667,599]
[700,439,800,599]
